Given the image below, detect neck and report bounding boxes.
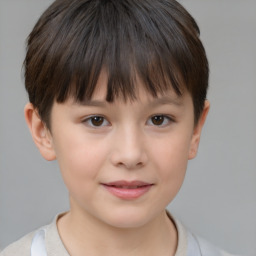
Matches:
[57,208,177,256]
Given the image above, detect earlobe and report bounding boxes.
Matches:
[188,100,210,160]
[24,103,56,161]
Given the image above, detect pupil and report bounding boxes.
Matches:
[92,116,104,126]
[152,116,164,125]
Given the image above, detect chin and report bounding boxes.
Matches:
[101,207,156,229]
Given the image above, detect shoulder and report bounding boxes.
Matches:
[194,235,239,256]
[0,213,68,256]
[0,215,57,256]
[169,212,240,256]
[0,231,35,256]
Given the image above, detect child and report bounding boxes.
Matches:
[0,0,238,255]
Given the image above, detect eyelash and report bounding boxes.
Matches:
[147,115,174,127]
[82,115,174,128]
[82,115,110,128]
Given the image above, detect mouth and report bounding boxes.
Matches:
[101,181,153,200]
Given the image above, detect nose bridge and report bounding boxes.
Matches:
[123,125,142,152]
[111,123,148,169]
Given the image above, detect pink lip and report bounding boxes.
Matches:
[102,180,153,200]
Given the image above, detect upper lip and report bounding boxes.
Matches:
[102,180,153,188]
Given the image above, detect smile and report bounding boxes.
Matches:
[110,185,146,189]
[102,181,153,200]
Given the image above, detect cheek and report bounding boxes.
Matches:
[152,132,191,169]
[53,132,109,192]
[150,132,192,194]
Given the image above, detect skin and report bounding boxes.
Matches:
[25,71,209,256]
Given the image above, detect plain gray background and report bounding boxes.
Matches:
[0,0,255,255]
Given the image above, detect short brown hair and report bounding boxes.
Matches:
[24,0,209,128]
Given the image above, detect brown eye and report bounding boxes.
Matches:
[83,116,110,127]
[151,115,165,126]
[147,115,173,127]
[91,116,104,126]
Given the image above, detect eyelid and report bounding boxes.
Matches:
[146,114,175,127]
[82,115,110,128]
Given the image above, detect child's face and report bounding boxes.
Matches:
[27,71,208,229]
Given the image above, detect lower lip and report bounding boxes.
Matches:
[103,185,152,200]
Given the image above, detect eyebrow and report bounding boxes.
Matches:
[79,100,108,107]
[149,96,183,107]
[78,95,183,107]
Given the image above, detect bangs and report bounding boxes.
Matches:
[53,0,188,104]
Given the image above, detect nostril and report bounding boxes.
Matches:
[114,157,147,170]
[136,161,144,167]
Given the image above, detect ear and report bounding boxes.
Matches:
[188,100,210,160]
[24,103,56,161]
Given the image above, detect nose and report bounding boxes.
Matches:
[110,127,148,170]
